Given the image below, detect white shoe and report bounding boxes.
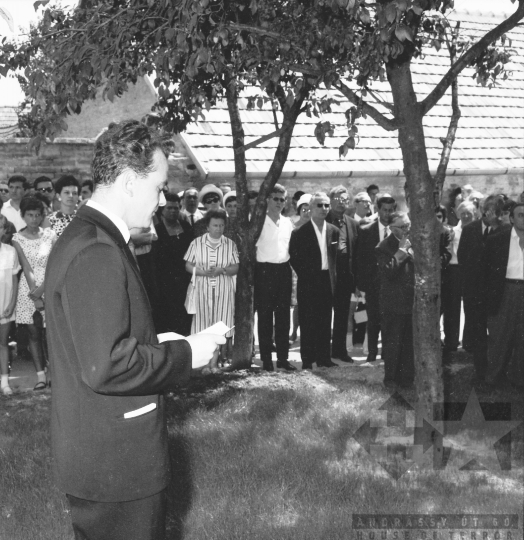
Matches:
[1,385,13,396]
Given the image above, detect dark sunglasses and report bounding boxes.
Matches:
[316,203,330,208]
[37,187,54,193]
[204,196,220,204]
[0,189,8,193]
[272,197,286,203]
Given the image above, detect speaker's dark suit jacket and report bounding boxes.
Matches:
[45,205,192,503]
[326,212,358,292]
[289,220,339,296]
[485,224,513,316]
[375,233,414,315]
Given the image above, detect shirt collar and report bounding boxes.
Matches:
[86,200,130,244]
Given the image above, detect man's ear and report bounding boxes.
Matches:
[118,169,137,197]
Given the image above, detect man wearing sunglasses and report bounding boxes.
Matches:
[255,184,295,371]
[375,211,415,389]
[290,192,340,370]
[0,182,10,204]
[34,176,58,210]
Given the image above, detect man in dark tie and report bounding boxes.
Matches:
[45,120,225,540]
[180,187,204,227]
[290,192,340,370]
[355,195,396,363]
[326,185,359,363]
[484,203,524,388]
[376,211,415,389]
[457,193,505,384]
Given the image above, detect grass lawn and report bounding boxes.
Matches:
[1,352,522,540]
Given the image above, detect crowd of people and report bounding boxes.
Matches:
[1,170,523,395]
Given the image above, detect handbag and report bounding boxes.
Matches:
[353,296,368,324]
[184,267,197,315]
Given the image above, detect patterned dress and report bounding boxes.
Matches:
[48,211,76,237]
[0,243,20,325]
[184,234,239,338]
[13,228,56,325]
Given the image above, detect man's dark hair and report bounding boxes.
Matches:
[510,202,524,218]
[92,120,174,187]
[34,176,54,191]
[435,204,447,220]
[55,175,80,195]
[248,190,258,200]
[503,199,517,214]
[293,190,305,202]
[367,184,379,194]
[20,196,45,217]
[204,208,228,226]
[225,196,237,205]
[377,195,396,209]
[82,179,94,192]
[482,194,505,216]
[165,192,181,204]
[8,175,28,188]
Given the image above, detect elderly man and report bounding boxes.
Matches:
[290,192,339,370]
[355,195,396,363]
[326,185,359,363]
[255,184,295,371]
[180,187,204,228]
[45,120,224,540]
[1,175,27,231]
[484,203,524,388]
[457,194,505,383]
[376,211,415,389]
[352,191,372,223]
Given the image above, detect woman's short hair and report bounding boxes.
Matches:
[204,208,228,226]
[20,196,45,217]
[0,214,8,228]
[55,174,80,195]
[164,192,181,204]
[435,205,447,220]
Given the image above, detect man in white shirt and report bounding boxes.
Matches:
[352,191,372,223]
[1,175,28,231]
[484,203,524,388]
[290,192,340,369]
[180,188,204,228]
[255,184,295,371]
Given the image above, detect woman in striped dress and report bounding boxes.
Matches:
[184,209,239,368]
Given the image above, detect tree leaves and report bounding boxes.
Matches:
[314,121,334,145]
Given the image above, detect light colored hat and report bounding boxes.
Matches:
[296,194,312,209]
[223,190,237,207]
[198,184,223,204]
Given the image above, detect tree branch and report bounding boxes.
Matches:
[335,80,398,131]
[420,0,524,116]
[434,22,461,205]
[234,127,289,154]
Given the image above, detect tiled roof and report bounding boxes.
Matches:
[0,106,19,138]
[180,10,524,179]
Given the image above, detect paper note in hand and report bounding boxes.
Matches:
[198,322,233,336]
[157,331,185,344]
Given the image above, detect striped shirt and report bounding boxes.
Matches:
[184,234,239,337]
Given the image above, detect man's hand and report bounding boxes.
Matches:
[399,237,411,250]
[185,334,226,369]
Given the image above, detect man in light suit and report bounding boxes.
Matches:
[290,192,339,370]
[45,120,224,540]
[484,203,524,388]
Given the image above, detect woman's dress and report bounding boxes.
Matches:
[13,229,56,325]
[0,243,20,325]
[184,234,239,338]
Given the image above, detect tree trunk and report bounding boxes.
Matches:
[387,60,444,465]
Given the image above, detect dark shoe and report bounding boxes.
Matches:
[302,362,313,370]
[277,361,297,372]
[319,360,338,368]
[335,353,354,363]
[366,353,377,363]
[33,381,47,391]
[262,361,274,372]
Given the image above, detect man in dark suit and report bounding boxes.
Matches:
[355,195,396,362]
[376,211,415,388]
[45,120,224,540]
[290,192,339,370]
[484,203,524,388]
[457,194,505,382]
[326,185,359,363]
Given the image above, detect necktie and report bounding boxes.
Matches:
[190,214,194,227]
[384,227,389,240]
[483,226,490,241]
